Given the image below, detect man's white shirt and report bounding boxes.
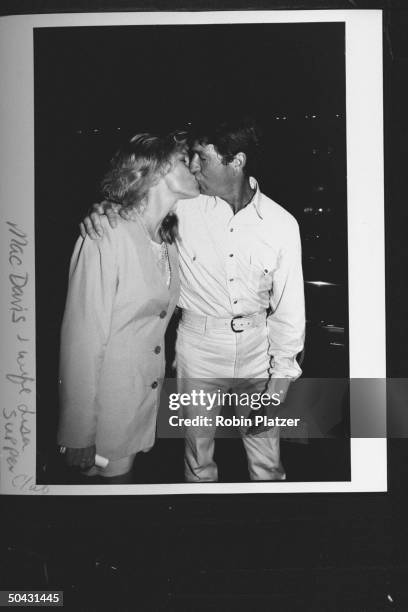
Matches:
[174,178,305,379]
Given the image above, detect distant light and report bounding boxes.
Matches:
[305,281,339,287]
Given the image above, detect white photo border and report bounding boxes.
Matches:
[0,10,386,495]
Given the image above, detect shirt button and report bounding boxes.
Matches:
[151,381,158,389]
[154,346,161,354]
[159,310,167,318]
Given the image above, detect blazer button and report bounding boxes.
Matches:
[159,310,167,318]
[151,381,158,389]
[154,346,161,354]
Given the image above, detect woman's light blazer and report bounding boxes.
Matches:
[58,215,179,460]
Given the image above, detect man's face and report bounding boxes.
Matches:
[189,141,234,198]
[163,150,200,200]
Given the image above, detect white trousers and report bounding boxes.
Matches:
[176,314,286,482]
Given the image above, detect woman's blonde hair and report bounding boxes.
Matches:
[100,131,187,243]
[100,132,183,210]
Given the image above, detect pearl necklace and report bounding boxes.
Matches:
[137,211,171,288]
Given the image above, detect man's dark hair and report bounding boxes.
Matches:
[189,115,261,177]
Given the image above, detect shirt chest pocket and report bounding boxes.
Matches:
[248,249,278,293]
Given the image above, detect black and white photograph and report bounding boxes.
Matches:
[2,11,385,496]
[34,20,352,488]
[6,5,408,610]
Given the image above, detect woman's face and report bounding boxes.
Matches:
[163,151,200,200]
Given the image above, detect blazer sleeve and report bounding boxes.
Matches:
[57,227,117,448]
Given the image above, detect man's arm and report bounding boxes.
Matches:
[266,218,305,396]
[79,202,122,239]
[245,219,304,436]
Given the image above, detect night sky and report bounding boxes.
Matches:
[35,23,345,130]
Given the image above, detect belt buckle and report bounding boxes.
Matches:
[231,315,244,333]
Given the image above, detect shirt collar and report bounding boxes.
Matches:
[209,176,263,219]
[248,177,263,219]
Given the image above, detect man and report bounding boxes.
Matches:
[81,116,305,482]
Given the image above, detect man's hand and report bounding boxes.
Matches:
[266,377,292,405]
[244,378,292,437]
[63,445,96,470]
[79,202,121,240]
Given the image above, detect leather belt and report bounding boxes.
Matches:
[181,310,267,333]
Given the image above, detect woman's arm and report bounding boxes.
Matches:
[57,224,117,453]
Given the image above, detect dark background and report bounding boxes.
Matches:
[2,2,408,610]
[34,22,350,486]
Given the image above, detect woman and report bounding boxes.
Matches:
[57,133,199,482]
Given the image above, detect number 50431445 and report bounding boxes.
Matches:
[0,592,63,606]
